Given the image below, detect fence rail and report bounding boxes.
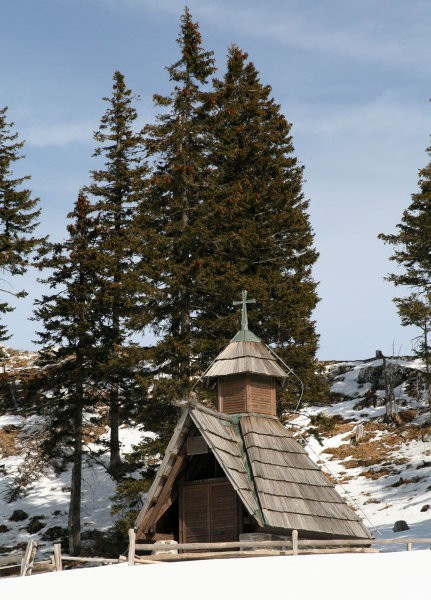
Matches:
[127,529,431,565]
[2,532,430,577]
[0,541,120,578]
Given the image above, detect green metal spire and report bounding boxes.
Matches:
[231,290,261,342]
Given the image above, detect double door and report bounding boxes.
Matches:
[179,479,238,544]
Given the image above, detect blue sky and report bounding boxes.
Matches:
[2,0,431,359]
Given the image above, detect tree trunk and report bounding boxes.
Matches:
[382,354,396,423]
[68,380,83,555]
[109,386,122,475]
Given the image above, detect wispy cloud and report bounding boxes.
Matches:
[205,1,431,73]
[83,0,431,74]
[24,121,95,148]
[295,98,430,140]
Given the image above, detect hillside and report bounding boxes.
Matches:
[1,347,431,561]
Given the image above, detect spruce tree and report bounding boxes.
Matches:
[141,7,215,387]
[33,192,101,554]
[0,106,43,342]
[193,46,324,409]
[84,71,149,473]
[379,141,431,409]
[141,19,324,413]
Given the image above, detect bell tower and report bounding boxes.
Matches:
[203,291,288,416]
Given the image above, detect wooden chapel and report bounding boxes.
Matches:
[134,292,371,544]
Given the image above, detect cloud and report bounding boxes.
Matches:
[295,98,430,141]
[82,0,431,74]
[25,121,95,147]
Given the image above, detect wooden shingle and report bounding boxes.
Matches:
[135,404,371,540]
[204,341,287,381]
[239,415,371,539]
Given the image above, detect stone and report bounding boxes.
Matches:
[27,516,46,534]
[9,509,28,522]
[420,505,430,513]
[393,520,409,532]
[41,526,67,541]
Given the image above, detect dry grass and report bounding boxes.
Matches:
[326,438,388,467]
[0,426,20,458]
[361,467,393,480]
[397,409,417,424]
[325,423,431,470]
[390,476,423,488]
[337,474,354,483]
[83,421,108,444]
[329,422,354,437]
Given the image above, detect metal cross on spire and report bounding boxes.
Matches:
[233,290,256,332]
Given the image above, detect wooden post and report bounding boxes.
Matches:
[20,540,37,576]
[407,542,412,551]
[292,529,298,556]
[128,529,136,566]
[53,543,63,571]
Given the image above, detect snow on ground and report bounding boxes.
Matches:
[2,552,431,600]
[291,357,431,549]
[0,417,146,556]
[2,352,431,568]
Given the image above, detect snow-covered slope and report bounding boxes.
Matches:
[1,348,431,563]
[291,357,431,547]
[0,412,143,557]
[1,551,430,600]
[0,345,144,558]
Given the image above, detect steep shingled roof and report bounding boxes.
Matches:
[203,341,288,383]
[135,404,371,540]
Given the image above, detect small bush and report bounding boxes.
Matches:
[9,509,28,522]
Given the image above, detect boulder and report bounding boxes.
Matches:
[393,520,410,532]
[41,526,67,541]
[27,516,46,534]
[9,509,28,522]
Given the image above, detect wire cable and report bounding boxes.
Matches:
[264,343,304,412]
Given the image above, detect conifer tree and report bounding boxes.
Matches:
[0,106,43,342]
[140,18,324,412]
[33,192,101,554]
[193,46,324,409]
[84,71,149,473]
[141,7,215,387]
[379,142,431,409]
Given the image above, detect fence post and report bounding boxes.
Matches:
[128,529,136,566]
[53,543,63,571]
[292,530,298,555]
[407,542,412,551]
[20,540,37,576]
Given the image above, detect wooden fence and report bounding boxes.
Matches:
[127,529,431,565]
[0,541,119,578]
[2,532,430,577]
[0,540,53,577]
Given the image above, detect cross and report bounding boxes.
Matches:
[233,290,256,332]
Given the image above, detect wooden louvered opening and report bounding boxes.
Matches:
[248,375,276,415]
[179,479,239,546]
[217,374,276,416]
[218,375,247,414]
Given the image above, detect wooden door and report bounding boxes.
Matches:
[180,479,238,544]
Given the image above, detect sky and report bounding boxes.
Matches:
[1,0,431,360]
